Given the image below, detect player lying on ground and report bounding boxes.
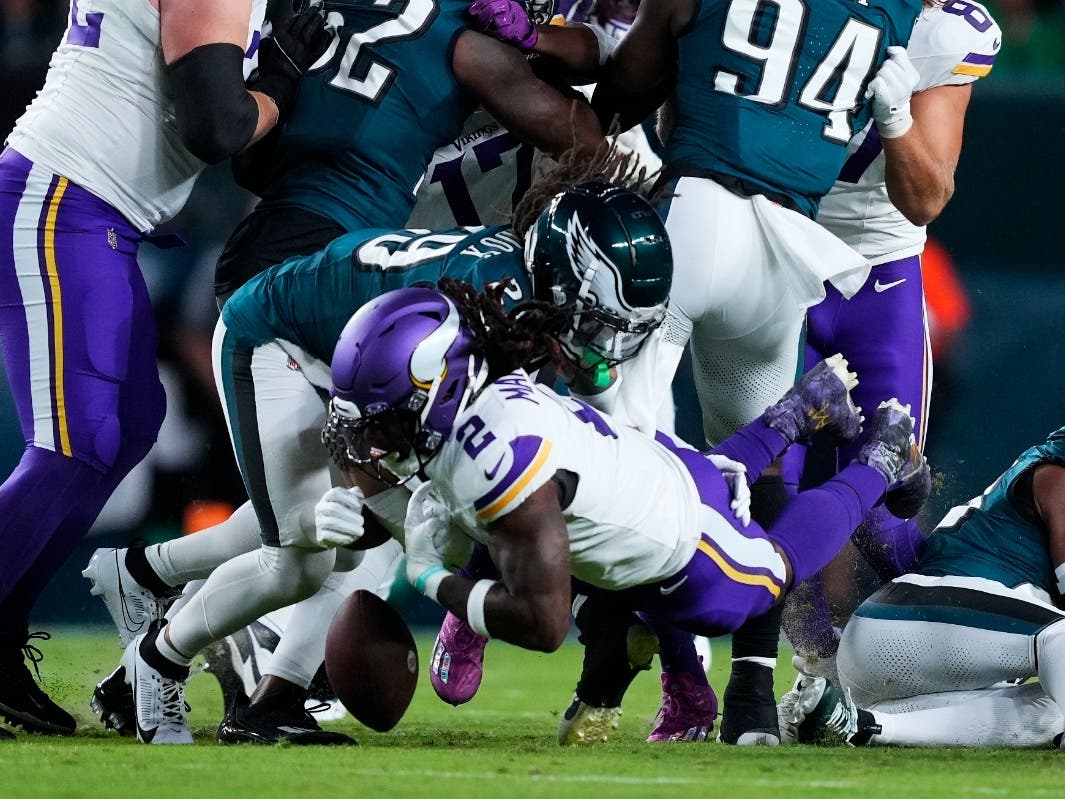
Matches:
[84,158,675,745]
[787,425,1065,748]
[318,284,930,702]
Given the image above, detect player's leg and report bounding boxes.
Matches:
[217,539,404,745]
[0,154,165,734]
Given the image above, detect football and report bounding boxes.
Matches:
[324,590,419,732]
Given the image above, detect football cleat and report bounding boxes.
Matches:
[764,354,863,445]
[83,547,171,648]
[883,440,932,519]
[91,665,136,737]
[217,692,356,746]
[791,676,880,746]
[121,628,192,745]
[718,661,781,746]
[429,612,488,706]
[647,671,717,743]
[0,632,76,736]
[557,696,622,746]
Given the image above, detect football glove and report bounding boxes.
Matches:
[865,46,919,139]
[706,453,752,528]
[314,485,366,548]
[252,1,335,117]
[404,482,453,602]
[468,0,538,52]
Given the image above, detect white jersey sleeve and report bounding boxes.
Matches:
[7,0,266,232]
[427,370,705,590]
[816,1,1001,265]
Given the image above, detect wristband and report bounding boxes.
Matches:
[414,565,449,602]
[1055,563,1065,596]
[466,579,498,638]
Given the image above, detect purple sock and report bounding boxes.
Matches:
[711,419,790,483]
[769,463,886,586]
[656,627,707,681]
[851,511,928,581]
[782,573,840,659]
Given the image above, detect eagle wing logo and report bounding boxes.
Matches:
[565,213,633,312]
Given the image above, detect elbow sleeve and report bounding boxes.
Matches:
[166,43,260,164]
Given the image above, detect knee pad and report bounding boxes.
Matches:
[258,545,336,605]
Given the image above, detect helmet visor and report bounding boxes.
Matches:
[323,403,422,482]
[562,303,666,365]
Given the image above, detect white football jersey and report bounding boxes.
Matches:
[426,370,710,589]
[817,1,1000,265]
[6,0,265,232]
[406,109,552,229]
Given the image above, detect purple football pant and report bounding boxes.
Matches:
[587,422,886,640]
[781,254,931,657]
[0,148,165,634]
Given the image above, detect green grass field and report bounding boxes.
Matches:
[1,627,1063,799]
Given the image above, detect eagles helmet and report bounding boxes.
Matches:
[323,287,488,480]
[525,181,672,381]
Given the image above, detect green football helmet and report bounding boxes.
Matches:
[525,181,673,374]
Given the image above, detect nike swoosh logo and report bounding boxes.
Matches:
[484,454,505,481]
[659,575,689,595]
[873,277,907,293]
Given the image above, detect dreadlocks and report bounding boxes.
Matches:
[438,277,571,382]
[511,137,657,239]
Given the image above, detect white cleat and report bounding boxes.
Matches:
[83,548,169,648]
[121,631,192,745]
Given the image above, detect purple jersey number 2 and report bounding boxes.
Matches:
[67,0,103,48]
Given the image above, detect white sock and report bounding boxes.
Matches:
[872,684,1063,747]
[146,501,262,585]
[156,628,195,667]
[165,545,334,658]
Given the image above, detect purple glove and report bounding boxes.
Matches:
[468,0,538,52]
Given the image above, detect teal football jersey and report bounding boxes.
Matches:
[222,226,530,362]
[255,0,477,230]
[917,427,1065,596]
[664,0,922,218]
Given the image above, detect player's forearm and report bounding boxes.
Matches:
[436,575,569,652]
[530,23,603,81]
[882,127,955,227]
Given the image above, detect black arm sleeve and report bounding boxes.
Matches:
[166,43,260,165]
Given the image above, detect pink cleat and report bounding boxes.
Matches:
[429,612,488,706]
[647,671,718,743]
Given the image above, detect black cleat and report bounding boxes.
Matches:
[0,632,76,736]
[217,691,356,746]
[91,665,136,737]
[718,661,780,746]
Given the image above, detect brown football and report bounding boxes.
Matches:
[324,589,419,732]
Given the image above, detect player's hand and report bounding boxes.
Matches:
[314,485,366,548]
[404,482,453,601]
[865,46,919,139]
[262,1,335,78]
[468,0,538,52]
[706,453,751,527]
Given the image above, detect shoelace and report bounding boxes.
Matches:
[160,679,187,728]
[22,631,51,683]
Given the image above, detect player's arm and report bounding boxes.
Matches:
[1031,463,1065,596]
[590,0,692,133]
[453,30,604,157]
[427,481,573,652]
[160,0,331,163]
[882,83,972,226]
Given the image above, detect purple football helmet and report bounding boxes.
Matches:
[323,287,486,479]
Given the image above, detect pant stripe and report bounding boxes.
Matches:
[917,295,932,452]
[12,163,63,453]
[40,176,72,457]
[697,538,783,599]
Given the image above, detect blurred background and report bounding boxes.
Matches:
[0,0,1063,626]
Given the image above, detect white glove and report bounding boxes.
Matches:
[865,46,919,139]
[404,482,453,602]
[706,453,751,527]
[313,485,366,548]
